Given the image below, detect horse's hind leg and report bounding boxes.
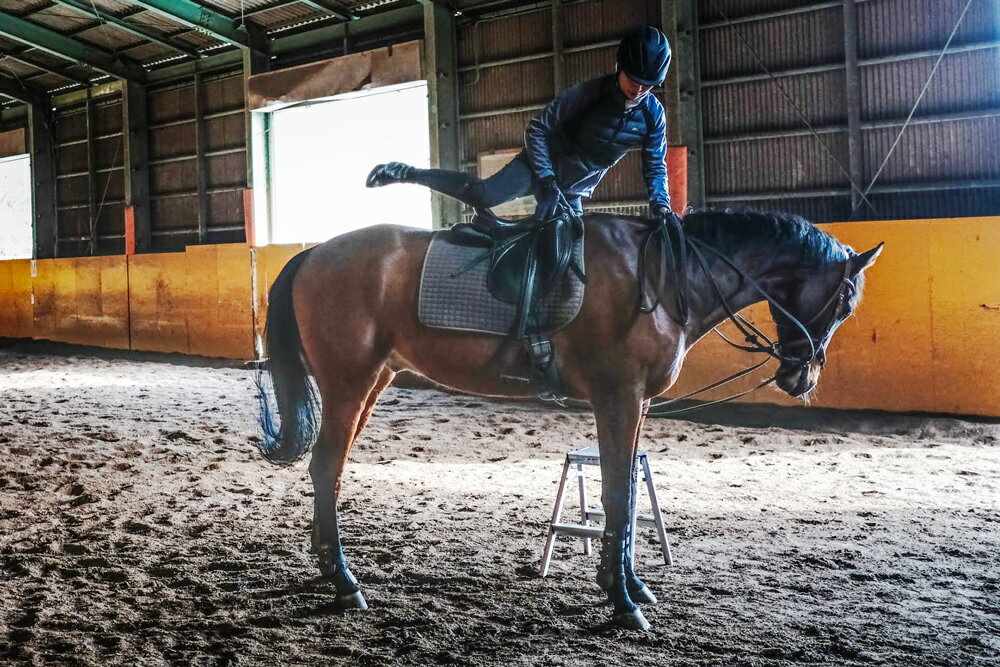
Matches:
[309,365,394,609]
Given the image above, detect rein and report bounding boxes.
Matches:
[641,220,853,417]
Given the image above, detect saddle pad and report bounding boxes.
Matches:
[418,229,586,336]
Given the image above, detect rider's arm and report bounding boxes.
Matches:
[524,78,604,182]
[642,98,671,210]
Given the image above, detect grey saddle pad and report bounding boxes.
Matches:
[418,228,586,336]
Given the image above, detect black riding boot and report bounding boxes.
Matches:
[366,162,488,209]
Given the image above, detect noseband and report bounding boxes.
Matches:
[643,217,855,416]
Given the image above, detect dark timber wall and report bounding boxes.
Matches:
[698,0,1000,222]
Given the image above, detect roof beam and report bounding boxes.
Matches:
[51,0,203,59]
[0,10,145,81]
[0,74,51,107]
[269,4,422,60]
[297,0,359,22]
[1,49,93,86]
[129,0,262,53]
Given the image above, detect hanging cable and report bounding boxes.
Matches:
[708,0,879,215]
[855,0,975,210]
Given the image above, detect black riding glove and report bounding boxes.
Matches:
[535,177,565,221]
[651,203,682,227]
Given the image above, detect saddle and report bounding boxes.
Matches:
[445,209,586,401]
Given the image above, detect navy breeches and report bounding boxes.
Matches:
[409,151,584,216]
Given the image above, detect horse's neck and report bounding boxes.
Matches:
[683,244,789,343]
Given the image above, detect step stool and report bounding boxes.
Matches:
[539,446,672,577]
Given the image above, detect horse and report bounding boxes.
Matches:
[254,209,883,631]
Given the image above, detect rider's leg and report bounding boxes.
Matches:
[366,152,536,210]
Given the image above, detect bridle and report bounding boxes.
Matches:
[642,217,856,416]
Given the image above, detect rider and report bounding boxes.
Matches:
[366,26,679,225]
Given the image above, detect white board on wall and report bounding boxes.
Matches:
[0,153,32,260]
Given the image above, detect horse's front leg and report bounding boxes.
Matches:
[623,400,657,605]
[591,382,650,630]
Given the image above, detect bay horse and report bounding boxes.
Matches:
[255,210,882,631]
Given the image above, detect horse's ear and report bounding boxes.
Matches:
[849,242,884,275]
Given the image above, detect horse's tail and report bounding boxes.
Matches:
[254,248,321,465]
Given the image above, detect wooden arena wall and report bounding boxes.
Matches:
[0,218,997,417]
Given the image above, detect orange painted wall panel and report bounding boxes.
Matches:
[31,256,129,349]
[814,220,936,412]
[252,243,314,352]
[0,260,33,338]
[184,244,254,359]
[927,219,1000,416]
[128,244,255,359]
[127,252,191,355]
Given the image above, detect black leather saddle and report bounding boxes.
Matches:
[442,208,586,403]
[446,209,585,338]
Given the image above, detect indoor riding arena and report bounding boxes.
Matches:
[1,0,998,665]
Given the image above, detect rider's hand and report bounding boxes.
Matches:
[535,177,565,221]
[651,203,682,226]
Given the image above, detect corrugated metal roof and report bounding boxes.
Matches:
[863,118,1000,184]
[459,58,552,114]
[705,132,850,195]
[699,0,1000,221]
[563,45,615,87]
[865,188,1000,221]
[701,7,843,80]
[859,0,999,58]
[0,0,420,93]
[861,50,1000,122]
[699,0,812,24]
[460,109,536,163]
[707,196,852,225]
[703,70,845,136]
[563,0,656,49]
[458,9,551,65]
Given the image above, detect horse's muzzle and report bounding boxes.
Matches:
[775,361,817,397]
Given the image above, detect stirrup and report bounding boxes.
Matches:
[524,334,567,405]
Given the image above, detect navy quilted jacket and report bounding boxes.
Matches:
[524,73,670,208]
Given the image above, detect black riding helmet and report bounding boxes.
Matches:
[617,26,672,86]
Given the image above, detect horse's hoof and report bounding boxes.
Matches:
[630,585,657,605]
[335,590,368,611]
[612,607,650,632]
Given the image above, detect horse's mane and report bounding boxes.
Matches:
[682,208,852,266]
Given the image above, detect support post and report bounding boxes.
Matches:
[194,73,208,243]
[28,103,57,259]
[675,0,705,207]
[242,25,270,244]
[423,2,461,228]
[660,0,682,146]
[123,80,151,253]
[844,0,865,215]
[85,91,97,255]
[551,0,564,93]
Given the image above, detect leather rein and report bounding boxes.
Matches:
[640,216,855,417]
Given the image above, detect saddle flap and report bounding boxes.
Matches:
[485,216,580,309]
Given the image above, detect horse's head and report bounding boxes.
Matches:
[770,242,883,398]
